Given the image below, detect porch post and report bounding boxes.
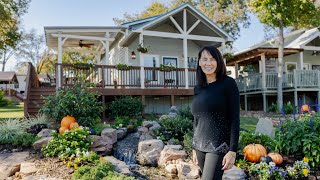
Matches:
[183,9,189,89]
[318,91,320,112]
[244,94,248,111]
[294,91,298,107]
[261,53,266,90]
[57,31,62,90]
[104,32,110,86]
[299,51,304,70]
[235,63,239,78]
[262,92,267,112]
[139,33,145,89]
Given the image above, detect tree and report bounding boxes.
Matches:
[114,0,250,40]
[113,2,168,25]
[249,0,320,112]
[0,0,30,71]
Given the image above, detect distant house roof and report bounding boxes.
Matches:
[0,72,18,84]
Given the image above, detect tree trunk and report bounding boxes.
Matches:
[1,53,6,71]
[277,20,284,112]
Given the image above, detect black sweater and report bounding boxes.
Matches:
[191,75,240,154]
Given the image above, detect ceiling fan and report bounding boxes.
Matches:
[71,40,95,48]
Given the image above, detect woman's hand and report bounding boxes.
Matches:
[222,151,236,170]
[192,149,198,165]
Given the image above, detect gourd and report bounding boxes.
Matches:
[243,144,267,163]
[61,116,76,129]
[59,126,68,134]
[268,153,283,165]
[70,122,79,129]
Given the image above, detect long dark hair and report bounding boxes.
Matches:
[196,46,226,87]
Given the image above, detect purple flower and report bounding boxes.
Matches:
[281,108,286,117]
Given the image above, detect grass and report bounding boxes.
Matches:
[0,102,24,119]
[240,117,259,132]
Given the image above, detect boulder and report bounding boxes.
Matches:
[20,162,37,176]
[103,156,132,175]
[0,152,29,179]
[176,161,200,179]
[33,137,53,150]
[37,129,55,138]
[222,165,247,180]
[142,121,154,128]
[89,135,109,148]
[116,128,127,140]
[101,128,117,144]
[158,145,187,167]
[136,139,164,166]
[139,132,154,142]
[165,164,178,178]
[149,122,161,136]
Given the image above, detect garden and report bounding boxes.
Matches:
[0,85,319,180]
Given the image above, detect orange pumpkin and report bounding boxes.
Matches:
[59,126,68,134]
[301,104,310,113]
[243,144,267,163]
[70,122,79,129]
[268,153,283,165]
[61,116,76,129]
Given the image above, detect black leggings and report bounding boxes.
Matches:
[195,149,225,180]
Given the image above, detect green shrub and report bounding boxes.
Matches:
[72,161,136,180]
[155,116,192,143]
[110,96,143,118]
[183,131,193,156]
[114,116,143,128]
[276,114,320,168]
[0,90,9,107]
[40,85,104,128]
[177,106,193,120]
[238,131,276,153]
[42,127,92,160]
[0,118,27,144]
[12,132,39,147]
[282,101,298,114]
[267,103,278,113]
[92,123,112,135]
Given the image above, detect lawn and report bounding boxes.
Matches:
[240,117,259,132]
[0,102,24,119]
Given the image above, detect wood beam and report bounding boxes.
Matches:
[51,34,114,42]
[169,16,184,34]
[187,20,200,34]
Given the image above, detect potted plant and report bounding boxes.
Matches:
[116,63,131,71]
[74,61,94,69]
[137,43,150,53]
[160,64,175,72]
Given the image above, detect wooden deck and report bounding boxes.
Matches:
[236,70,320,94]
[24,63,196,117]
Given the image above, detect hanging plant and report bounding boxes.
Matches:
[137,43,150,53]
[160,64,175,72]
[116,63,131,71]
[223,52,234,62]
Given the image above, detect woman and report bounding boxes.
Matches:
[191,46,240,180]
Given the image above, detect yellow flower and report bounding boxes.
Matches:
[302,169,308,177]
[237,163,240,167]
[67,161,71,168]
[74,163,78,170]
[100,157,105,162]
[303,157,309,163]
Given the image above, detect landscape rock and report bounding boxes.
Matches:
[37,129,55,138]
[116,128,127,140]
[222,165,247,180]
[158,145,187,167]
[136,139,164,166]
[103,156,132,175]
[142,121,154,128]
[176,161,200,179]
[101,128,117,144]
[0,152,29,179]
[20,162,37,176]
[33,137,53,150]
[255,117,275,138]
[165,164,178,178]
[139,132,154,142]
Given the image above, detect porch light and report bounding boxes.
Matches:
[312,50,318,56]
[131,51,136,59]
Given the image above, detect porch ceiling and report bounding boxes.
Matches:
[226,48,304,66]
[44,26,125,50]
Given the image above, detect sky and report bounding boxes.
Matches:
[4,0,266,71]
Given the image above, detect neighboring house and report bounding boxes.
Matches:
[25,3,234,117]
[16,74,27,94]
[0,72,19,95]
[227,28,320,112]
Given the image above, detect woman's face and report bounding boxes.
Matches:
[199,50,217,75]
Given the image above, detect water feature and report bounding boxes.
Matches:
[113,132,140,166]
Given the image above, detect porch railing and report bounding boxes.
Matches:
[236,70,320,92]
[55,64,197,88]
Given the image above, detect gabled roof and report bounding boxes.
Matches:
[120,2,234,46]
[0,72,18,84]
[132,3,234,41]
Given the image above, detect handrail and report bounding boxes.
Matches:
[24,62,40,117]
